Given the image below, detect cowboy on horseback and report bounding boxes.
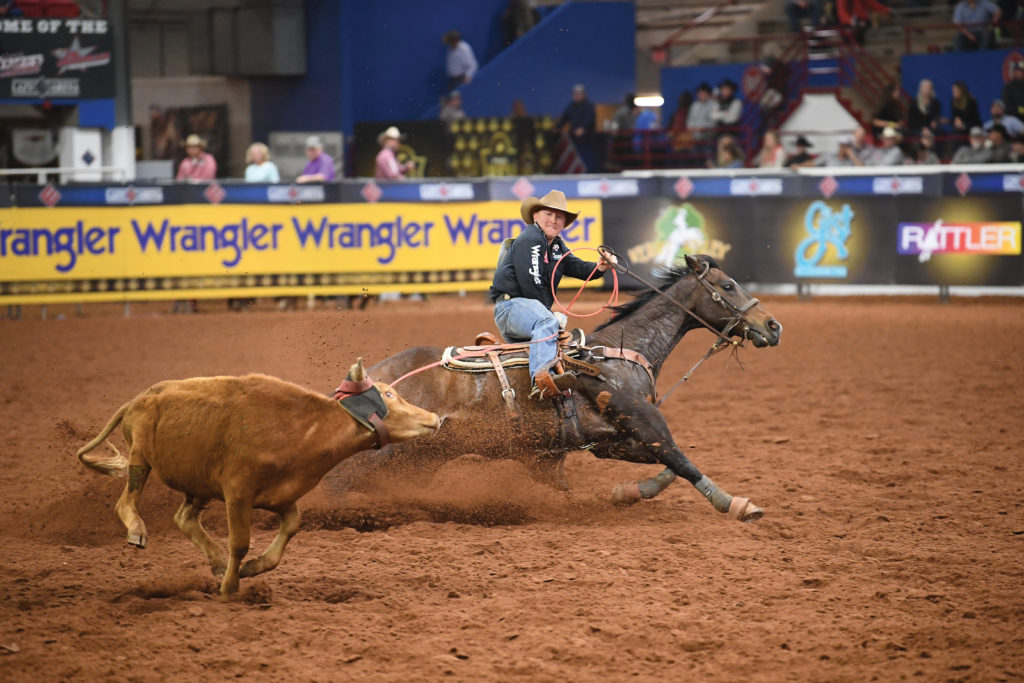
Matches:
[489,190,617,399]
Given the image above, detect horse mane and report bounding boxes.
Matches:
[594,254,721,331]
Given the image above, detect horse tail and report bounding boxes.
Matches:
[76,401,131,477]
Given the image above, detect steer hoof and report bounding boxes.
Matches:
[728,496,763,522]
[610,482,643,506]
[125,533,147,548]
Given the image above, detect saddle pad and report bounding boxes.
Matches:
[442,344,584,372]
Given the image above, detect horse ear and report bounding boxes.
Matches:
[684,254,700,271]
[347,357,366,382]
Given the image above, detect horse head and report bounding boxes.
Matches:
[682,254,781,348]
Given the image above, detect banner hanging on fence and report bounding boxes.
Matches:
[0,201,604,281]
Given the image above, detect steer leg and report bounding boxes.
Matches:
[114,460,151,548]
[173,496,227,577]
[240,503,301,579]
[220,496,252,597]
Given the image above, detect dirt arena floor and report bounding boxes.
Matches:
[1,292,1022,682]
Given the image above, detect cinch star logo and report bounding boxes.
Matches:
[52,38,111,74]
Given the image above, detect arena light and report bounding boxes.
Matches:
[634,95,664,108]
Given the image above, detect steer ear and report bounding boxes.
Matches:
[347,357,366,382]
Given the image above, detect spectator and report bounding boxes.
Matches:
[667,91,694,153]
[850,124,876,164]
[757,129,787,168]
[837,0,892,45]
[243,142,280,183]
[908,127,941,164]
[175,134,217,182]
[758,44,791,127]
[632,106,659,155]
[907,78,941,135]
[502,0,535,46]
[872,82,908,140]
[686,82,716,162]
[950,80,983,140]
[296,136,335,183]
[709,78,742,135]
[440,90,466,122]
[374,126,415,180]
[814,136,862,166]
[1002,61,1024,119]
[713,136,745,168]
[443,30,478,91]
[871,126,905,165]
[1009,132,1024,162]
[984,98,1024,136]
[785,0,823,32]
[953,0,1001,51]
[987,123,1012,162]
[613,93,638,132]
[952,126,993,163]
[555,84,596,139]
[785,136,815,167]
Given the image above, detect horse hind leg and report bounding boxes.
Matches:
[611,468,677,505]
[240,503,300,579]
[694,475,763,522]
[174,495,227,577]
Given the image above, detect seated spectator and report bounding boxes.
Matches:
[838,0,892,45]
[953,0,1001,51]
[907,78,941,135]
[712,135,745,168]
[987,123,1012,162]
[952,126,993,163]
[1002,61,1024,120]
[175,134,217,182]
[440,90,466,122]
[785,0,823,32]
[710,79,743,135]
[296,136,336,183]
[814,136,862,166]
[871,126,905,165]
[243,142,280,183]
[908,127,940,164]
[1009,132,1024,162]
[984,98,1024,136]
[785,136,816,167]
[613,92,638,132]
[872,83,908,140]
[374,126,415,180]
[850,124,876,165]
[950,80,983,140]
[757,129,787,168]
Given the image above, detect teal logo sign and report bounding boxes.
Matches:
[794,200,853,278]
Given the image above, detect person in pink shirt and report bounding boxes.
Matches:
[374,126,415,179]
[175,134,217,182]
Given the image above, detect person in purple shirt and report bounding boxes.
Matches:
[296,135,336,183]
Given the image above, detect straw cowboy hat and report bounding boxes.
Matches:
[520,190,579,226]
[377,126,402,144]
[184,134,206,148]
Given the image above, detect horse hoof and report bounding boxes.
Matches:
[728,496,763,522]
[611,483,642,506]
[126,533,147,548]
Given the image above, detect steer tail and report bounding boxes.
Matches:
[76,401,131,477]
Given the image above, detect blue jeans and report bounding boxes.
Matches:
[494,297,559,381]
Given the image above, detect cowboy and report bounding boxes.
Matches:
[175,134,217,182]
[375,126,415,179]
[489,190,616,398]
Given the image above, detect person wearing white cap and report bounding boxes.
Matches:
[489,190,617,399]
[869,126,905,166]
[296,135,335,183]
[374,126,415,180]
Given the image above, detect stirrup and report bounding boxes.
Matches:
[533,368,577,399]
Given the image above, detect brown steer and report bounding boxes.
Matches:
[77,359,439,597]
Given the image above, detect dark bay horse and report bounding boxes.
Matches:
[354,254,781,522]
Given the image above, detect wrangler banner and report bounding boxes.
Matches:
[0,201,604,303]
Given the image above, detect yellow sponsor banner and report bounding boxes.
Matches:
[0,201,604,281]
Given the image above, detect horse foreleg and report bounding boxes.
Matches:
[611,468,677,504]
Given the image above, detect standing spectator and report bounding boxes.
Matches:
[613,93,638,132]
[243,142,280,183]
[952,126,994,162]
[686,82,716,163]
[953,0,1001,51]
[555,84,596,138]
[175,135,217,182]
[443,30,478,91]
[950,80,983,139]
[1001,61,1024,119]
[785,0,822,32]
[984,98,1024,136]
[871,82,908,140]
[374,126,415,180]
[908,127,941,164]
[296,136,335,183]
[850,125,877,164]
[667,91,694,154]
[758,45,791,128]
[502,0,535,46]
[632,106,659,156]
[987,123,1012,162]
[907,78,941,135]
[709,79,742,135]
[440,90,466,122]
[871,126,905,165]
[837,0,891,45]
[785,136,815,166]
[757,129,787,168]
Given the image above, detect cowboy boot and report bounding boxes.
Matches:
[534,359,577,398]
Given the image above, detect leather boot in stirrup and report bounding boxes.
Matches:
[534,360,577,399]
